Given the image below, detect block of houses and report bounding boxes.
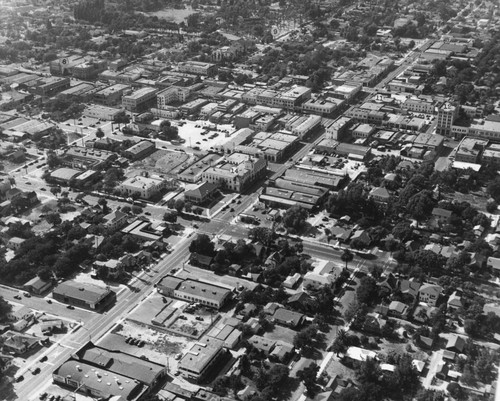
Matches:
[418,283,443,306]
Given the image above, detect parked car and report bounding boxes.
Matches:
[66,305,74,310]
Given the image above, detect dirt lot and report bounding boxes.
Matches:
[169,307,216,338]
[128,149,191,176]
[141,6,198,23]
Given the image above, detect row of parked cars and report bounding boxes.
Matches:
[125,336,146,347]
[39,392,62,400]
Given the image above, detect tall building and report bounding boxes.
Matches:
[436,102,458,136]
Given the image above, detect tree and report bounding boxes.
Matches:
[50,186,61,197]
[46,212,62,226]
[357,276,378,306]
[46,152,61,169]
[297,363,320,397]
[249,227,274,245]
[189,233,215,256]
[95,128,105,138]
[341,249,354,269]
[283,205,308,233]
[163,211,177,223]
[0,296,12,322]
[174,198,185,213]
[97,197,108,214]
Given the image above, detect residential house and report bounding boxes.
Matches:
[344,346,377,363]
[23,276,52,295]
[432,207,452,224]
[369,187,391,203]
[447,291,463,311]
[487,256,500,275]
[286,291,314,311]
[184,182,219,205]
[102,210,128,230]
[388,301,409,318]
[248,335,276,356]
[189,253,213,269]
[272,308,305,329]
[399,279,420,302]
[269,341,294,363]
[350,230,371,247]
[2,331,40,355]
[418,283,443,306]
[363,313,387,335]
[446,334,466,353]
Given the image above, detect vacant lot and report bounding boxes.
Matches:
[129,149,190,176]
[140,6,198,23]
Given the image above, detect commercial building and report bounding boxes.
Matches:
[123,140,156,160]
[83,104,123,121]
[53,360,147,401]
[71,60,107,80]
[402,97,438,114]
[301,98,342,115]
[324,116,353,140]
[201,153,267,192]
[61,146,117,170]
[178,61,217,76]
[70,341,167,388]
[34,77,70,96]
[119,175,165,199]
[455,137,488,163]
[93,84,129,106]
[452,119,500,142]
[157,275,232,309]
[52,281,116,312]
[436,102,458,136]
[178,337,227,382]
[122,87,158,112]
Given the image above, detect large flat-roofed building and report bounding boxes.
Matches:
[83,104,123,121]
[53,281,116,312]
[93,84,129,105]
[201,153,267,193]
[123,140,156,160]
[122,87,158,112]
[178,61,217,76]
[301,97,342,115]
[178,337,226,382]
[71,341,167,388]
[53,360,147,401]
[402,97,438,114]
[157,275,232,309]
[119,175,165,199]
[34,77,70,96]
[61,146,117,169]
[452,119,500,142]
[324,116,353,140]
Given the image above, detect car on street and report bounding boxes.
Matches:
[66,305,74,310]
[14,295,21,300]
[32,367,41,374]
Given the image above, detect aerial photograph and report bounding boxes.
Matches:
[0,0,500,400]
